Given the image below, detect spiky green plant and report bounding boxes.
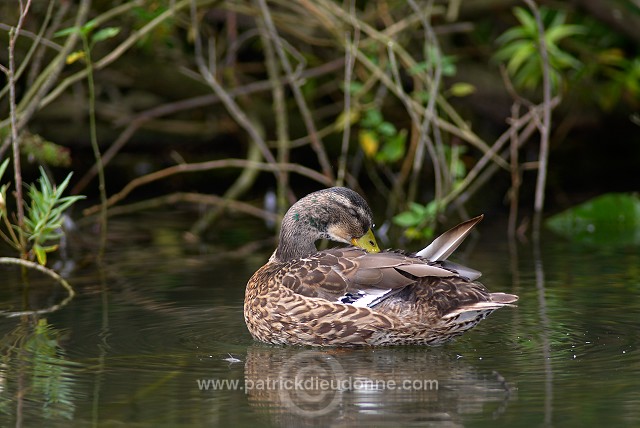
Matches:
[495,6,585,91]
[0,159,84,265]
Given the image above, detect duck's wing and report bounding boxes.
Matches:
[281,248,456,308]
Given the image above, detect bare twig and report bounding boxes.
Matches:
[26,1,68,87]
[256,10,291,218]
[456,112,540,209]
[508,102,522,239]
[2,0,34,250]
[337,2,359,186]
[256,0,335,182]
[91,192,279,223]
[27,0,214,118]
[0,22,62,52]
[0,0,91,133]
[71,59,345,195]
[448,97,559,208]
[0,257,75,317]
[190,0,276,166]
[316,0,508,170]
[79,30,109,257]
[0,1,56,102]
[187,141,263,238]
[524,0,553,237]
[408,0,447,203]
[82,159,333,216]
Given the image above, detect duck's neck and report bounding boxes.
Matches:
[270,211,325,263]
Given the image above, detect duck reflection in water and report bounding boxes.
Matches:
[243,345,514,426]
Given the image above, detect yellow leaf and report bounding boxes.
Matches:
[449,82,476,97]
[66,51,85,65]
[359,130,379,158]
[334,109,360,131]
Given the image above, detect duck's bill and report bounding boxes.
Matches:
[351,229,381,253]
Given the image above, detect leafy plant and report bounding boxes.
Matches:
[597,53,640,110]
[392,200,440,240]
[0,160,84,265]
[358,108,407,163]
[55,20,121,63]
[546,193,640,246]
[409,48,458,78]
[392,145,466,240]
[24,168,85,265]
[495,6,586,91]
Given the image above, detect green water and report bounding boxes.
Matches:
[0,214,638,427]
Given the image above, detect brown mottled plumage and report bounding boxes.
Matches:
[244,187,518,346]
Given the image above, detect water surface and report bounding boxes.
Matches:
[0,214,638,427]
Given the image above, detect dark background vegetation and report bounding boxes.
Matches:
[1,0,639,245]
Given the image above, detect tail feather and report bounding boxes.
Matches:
[489,292,519,304]
[442,292,518,320]
[416,215,483,261]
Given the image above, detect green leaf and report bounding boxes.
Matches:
[376,130,406,163]
[546,193,640,246]
[393,211,421,227]
[54,26,81,38]
[496,27,528,45]
[361,109,383,128]
[82,19,99,34]
[546,24,585,44]
[92,27,120,44]
[408,61,429,76]
[0,158,9,182]
[441,60,457,77]
[377,121,396,137]
[513,7,536,30]
[55,171,74,195]
[506,43,536,74]
[346,81,364,94]
[409,202,428,216]
[33,244,47,265]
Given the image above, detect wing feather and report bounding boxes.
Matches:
[281,247,461,308]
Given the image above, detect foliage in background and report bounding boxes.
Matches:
[358,108,407,164]
[494,6,585,92]
[0,0,638,247]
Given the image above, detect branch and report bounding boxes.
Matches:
[256,0,335,182]
[0,257,75,317]
[92,191,279,223]
[4,0,34,249]
[524,0,553,234]
[82,159,333,216]
[71,59,344,195]
[190,0,276,166]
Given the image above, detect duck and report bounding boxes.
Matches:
[244,187,518,346]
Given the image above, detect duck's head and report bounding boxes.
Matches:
[271,187,380,262]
